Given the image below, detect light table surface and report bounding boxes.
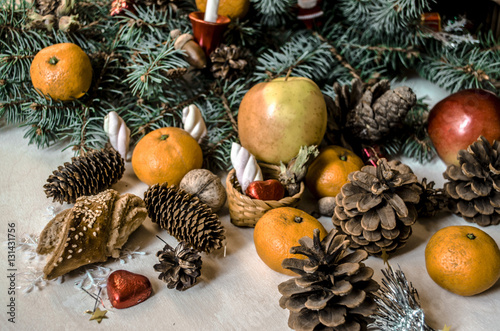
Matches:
[1,78,500,330]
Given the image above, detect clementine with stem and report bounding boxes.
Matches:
[425,225,500,296]
[132,127,203,186]
[30,43,93,101]
[306,145,364,198]
[253,207,328,276]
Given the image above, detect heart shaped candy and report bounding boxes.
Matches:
[245,179,285,201]
[107,270,152,309]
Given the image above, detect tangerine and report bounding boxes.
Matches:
[305,145,364,198]
[253,207,328,276]
[425,225,500,296]
[131,127,203,186]
[30,43,93,101]
[195,0,250,19]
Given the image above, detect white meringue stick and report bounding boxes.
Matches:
[103,111,130,160]
[182,104,207,143]
[230,142,263,193]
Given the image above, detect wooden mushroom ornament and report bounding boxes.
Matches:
[171,29,207,69]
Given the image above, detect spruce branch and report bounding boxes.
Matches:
[418,42,500,92]
[135,93,204,136]
[338,0,432,35]
[347,44,420,61]
[123,38,189,97]
[224,19,261,47]
[114,5,187,46]
[251,0,295,27]
[254,31,335,82]
[314,32,362,81]
[3,0,500,169]
[217,89,239,134]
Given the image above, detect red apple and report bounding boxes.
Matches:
[238,77,327,165]
[427,89,500,165]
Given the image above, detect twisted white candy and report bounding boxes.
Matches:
[182,104,207,143]
[230,142,263,193]
[103,111,130,160]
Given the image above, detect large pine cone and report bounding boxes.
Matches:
[279,228,379,331]
[144,183,225,253]
[323,79,364,147]
[44,147,125,204]
[324,79,365,150]
[345,80,416,143]
[332,158,421,255]
[443,136,500,226]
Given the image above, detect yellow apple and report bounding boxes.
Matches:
[237,77,327,164]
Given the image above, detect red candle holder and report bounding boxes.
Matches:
[189,11,230,57]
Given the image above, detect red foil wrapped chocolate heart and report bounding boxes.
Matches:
[245,179,285,201]
[107,270,152,309]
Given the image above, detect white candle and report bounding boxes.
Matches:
[204,0,219,23]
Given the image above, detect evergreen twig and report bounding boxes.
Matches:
[2,0,500,168]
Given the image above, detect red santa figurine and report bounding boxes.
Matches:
[297,0,324,29]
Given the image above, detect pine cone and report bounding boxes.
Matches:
[144,183,225,253]
[443,136,500,226]
[279,228,379,331]
[44,147,125,204]
[36,0,59,15]
[345,80,416,143]
[323,79,364,148]
[332,158,421,255]
[415,178,449,218]
[154,241,202,291]
[210,44,249,81]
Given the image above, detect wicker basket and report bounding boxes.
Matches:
[225,163,305,227]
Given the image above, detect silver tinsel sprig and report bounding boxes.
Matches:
[16,234,41,260]
[74,266,111,292]
[369,265,436,331]
[18,268,48,293]
[116,246,147,265]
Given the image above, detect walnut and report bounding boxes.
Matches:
[179,169,227,212]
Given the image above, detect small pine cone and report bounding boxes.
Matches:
[144,183,225,253]
[332,158,421,255]
[162,67,188,79]
[443,136,500,226]
[44,147,125,204]
[36,0,59,15]
[154,241,202,291]
[415,178,450,218]
[345,80,417,143]
[279,228,379,331]
[210,44,249,81]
